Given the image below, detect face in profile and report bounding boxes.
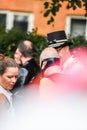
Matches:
[56,46,69,58]
[0,67,18,90]
[14,49,22,65]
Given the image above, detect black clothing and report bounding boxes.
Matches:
[22,59,40,84]
[12,58,40,93]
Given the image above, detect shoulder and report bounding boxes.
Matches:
[19,67,28,76]
[0,93,10,112]
[40,77,55,90]
[40,77,54,84]
[0,93,8,104]
[39,77,56,97]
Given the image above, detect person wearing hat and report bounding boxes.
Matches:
[39,47,74,97]
[39,47,61,96]
[46,30,85,75]
[28,47,61,89]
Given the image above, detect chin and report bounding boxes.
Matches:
[8,86,14,90]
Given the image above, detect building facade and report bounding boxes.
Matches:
[0,0,86,38]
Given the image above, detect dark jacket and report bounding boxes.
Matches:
[12,58,40,93]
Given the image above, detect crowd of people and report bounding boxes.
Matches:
[0,30,87,126]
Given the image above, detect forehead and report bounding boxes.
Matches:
[56,46,63,51]
[4,67,18,74]
[24,41,32,48]
[15,48,21,54]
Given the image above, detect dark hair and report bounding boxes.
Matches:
[18,40,35,57]
[0,56,19,75]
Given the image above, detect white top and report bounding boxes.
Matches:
[0,85,15,115]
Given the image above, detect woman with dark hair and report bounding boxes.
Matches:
[0,54,18,114]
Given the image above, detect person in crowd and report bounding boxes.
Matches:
[46,30,87,91]
[39,47,63,97]
[46,30,85,75]
[39,47,81,96]
[12,40,40,94]
[39,47,87,99]
[0,54,18,114]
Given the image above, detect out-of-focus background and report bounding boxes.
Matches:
[0,0,87,62]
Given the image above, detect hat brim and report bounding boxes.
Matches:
[48,41,73,48]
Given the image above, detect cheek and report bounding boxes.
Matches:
[0,77,9,89]
[59,50,65,58]
[2,77,10,84]
[15,56,21,64]
[15,53,20,59]
[58,52,62,58]
[14,54,18,59]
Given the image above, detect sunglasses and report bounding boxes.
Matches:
[41,57,60,71]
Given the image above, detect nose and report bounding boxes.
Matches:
[12,77,17,84]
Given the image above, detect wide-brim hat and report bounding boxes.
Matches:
[46,30,73,48]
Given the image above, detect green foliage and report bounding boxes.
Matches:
[43,0,87,24]
[68,35,87,49]
[0,25,87,63]
[66,0,82,10]
[44,9,51,17]
[0,26,47,62]
[44,0,62,25]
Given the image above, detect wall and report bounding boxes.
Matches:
[0,0,85,35]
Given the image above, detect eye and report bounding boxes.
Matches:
[15,76,18,79]
[7,75,18,80]
[7,76,13,79]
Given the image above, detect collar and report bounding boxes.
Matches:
[23,58,34,66]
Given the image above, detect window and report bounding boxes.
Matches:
[0,14,6,27]
[14,15,28,31]
[0,10,34,32]
[71,19,86,37]
[66,16,87,40]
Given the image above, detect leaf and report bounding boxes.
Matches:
[73,6,76,10]
[51,5,60,16]
[47,20,51,24]
[75,0,82,8]
[47,16,54,24]
[50,16,54,22]
[52,0,58,4]
[44,2,49,9]
[51,6,56,15]
[58,4,62,8]
[44,10,51,17]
